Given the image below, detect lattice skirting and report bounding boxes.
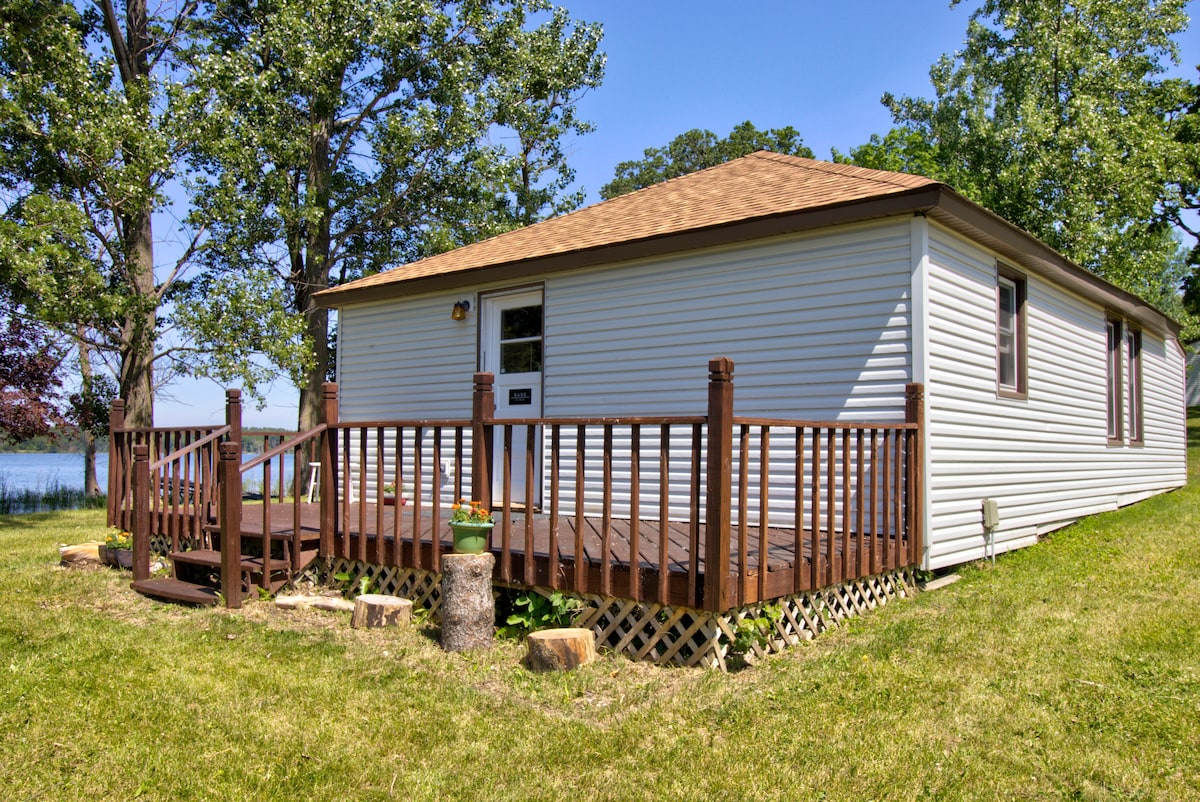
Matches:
[575,567,918,669]
[296,559,915,670]
[299,557,444,613]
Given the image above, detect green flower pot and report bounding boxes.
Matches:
[450,522,493,554]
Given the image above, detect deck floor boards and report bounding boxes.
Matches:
[231,501,908,606]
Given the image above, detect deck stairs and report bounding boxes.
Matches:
[131,517,321,606]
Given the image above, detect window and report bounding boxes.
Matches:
[1126,328,1143,444]
[1106,318,1123,442]
[997,268,1027,396]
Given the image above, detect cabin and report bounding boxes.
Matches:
[109,152,1186,669]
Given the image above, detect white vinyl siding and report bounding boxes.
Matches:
[544,221,914,421]
[337,292,478,420]
[923,224,1186,569]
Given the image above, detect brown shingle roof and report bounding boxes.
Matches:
[313,151,1177,338]
[316,152,939,303]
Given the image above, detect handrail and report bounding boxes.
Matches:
[118,425,227,435]
[732,417,919,430]
[149,426,232,471]
[487,415,708,427]
[240,423,327,474]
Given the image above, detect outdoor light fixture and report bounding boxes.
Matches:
[451,300,471,321]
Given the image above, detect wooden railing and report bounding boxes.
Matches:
[110,358,923,612]
[107,397,230,550]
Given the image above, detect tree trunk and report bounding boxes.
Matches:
[294,108,336,491]
[118,209,157,429]
[76,327,101,497]
[103,0,157,430]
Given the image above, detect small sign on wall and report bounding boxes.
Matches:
[509,388,533,406]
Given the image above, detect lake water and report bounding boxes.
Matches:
[0,452,296,495]
[0,453,110,494]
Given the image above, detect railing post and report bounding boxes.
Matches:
[226,389,242,447]
[905,382,925,568]
[219,441,243,609]
[472,372,495,509]
[131,444,150,582]
[704,357,735,611]
[107,399,126,527]
[319,382,339,558]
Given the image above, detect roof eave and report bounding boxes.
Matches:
[316,182,1181,341]
[314,185,945,309]
[926,190,1181,339]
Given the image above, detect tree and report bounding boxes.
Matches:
[0,0,203,429]
[839,0,1194,305]
[600,121,814,199]
[0,311,67,442]
[178,0,605,436]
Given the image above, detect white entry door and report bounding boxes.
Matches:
[480,289,543,506]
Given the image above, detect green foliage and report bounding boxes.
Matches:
[728,602,782,656]
[178,0,604,427]
[331,570,374,599]
[843,0,1197,322]
[0,0,196,426]
[600,120,814,199]
[497,589,584,638]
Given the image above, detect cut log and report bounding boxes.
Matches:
[59,542,104,566]
[439,552,495,652]
[351,594,413,628]
[526,628,597,672]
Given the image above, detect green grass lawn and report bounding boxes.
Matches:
[1,448,1198,801]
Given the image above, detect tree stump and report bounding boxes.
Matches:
[525,627,597,671]
[351,594,413,628]
[440,552,495,652]
[59,542,103,566]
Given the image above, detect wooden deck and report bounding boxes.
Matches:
[235,502,911,609]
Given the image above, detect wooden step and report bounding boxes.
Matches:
[169,549,274,573]
[130,578,220,606]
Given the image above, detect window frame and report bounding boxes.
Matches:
[996,265,1028,399]
[1125,327,1143,445]
[1106,317,1123,445]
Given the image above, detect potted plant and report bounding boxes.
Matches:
[102,527,133,569]
[449,499,494,554]
[381,482,407,506]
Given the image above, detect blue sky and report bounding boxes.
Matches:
[155,0,1200,427]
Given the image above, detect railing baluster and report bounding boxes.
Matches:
[737,424,750,605]
[825,428,836,586]
[431,427,443,571]
[413,426,424,571]
[893,429,903,571]
[629,424,641,602]
[870,430,879,576]
[501,425,513,582]
[658,424,670,606]
[548,425,560,590]
[810,426,821,591]
[855,429,865,578]
[689,423,701,609]
[841,428,851,584]
[600,424,613,599]
[794,427,806,592]
[375,428,386,567]
[393,427,405,569]
[524,424,535,586]
[574,426,586,594]
[758,426,770,603]
[882,432,892,570]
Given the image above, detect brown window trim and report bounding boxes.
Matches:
[1105,316,1123,446]
[996,265,1028,399]
[1126,327,1144,446]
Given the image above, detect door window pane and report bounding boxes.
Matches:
[501,306,542,340]
[501,341,542,374]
